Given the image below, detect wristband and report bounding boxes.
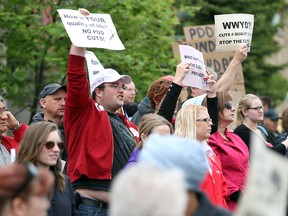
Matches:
[11,121,22,132]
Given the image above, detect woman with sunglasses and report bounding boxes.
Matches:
[207,92,249,211]
[234,94,288,155]
[16,121,77,216]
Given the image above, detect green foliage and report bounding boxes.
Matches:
[1,0,286,121]
[0,0,182,121]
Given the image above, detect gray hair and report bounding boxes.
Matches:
[109,164,188,216]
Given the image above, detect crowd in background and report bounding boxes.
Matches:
[1,8,288,216]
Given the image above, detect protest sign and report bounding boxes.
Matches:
[58,9,125,50]
[214,14,254,52]
[235,133,288,216]
[179,45,210,90]
[176,24,245,93]
[85,51,105,94]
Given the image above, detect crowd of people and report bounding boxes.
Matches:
[1,8,288,216]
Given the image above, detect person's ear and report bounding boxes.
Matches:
[40,98,46,109]
[140,133,147,142]
[95,88,103,99]
[11,197,26,216]
[242,109,248,117]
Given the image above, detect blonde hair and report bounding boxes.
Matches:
[175,105,207,140]
[236,94,260,125]
[137,114,173,149]
[16,121,66,192]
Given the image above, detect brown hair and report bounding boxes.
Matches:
[147,78,171,110]
[16,121,65,192]
[137,114,173,149]
[281,107,288,132]
[216,91,232,119]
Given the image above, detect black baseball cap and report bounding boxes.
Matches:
[264,109,280,121]
[39,83,67,98]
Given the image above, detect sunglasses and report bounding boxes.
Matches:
[44,141,64,150]
[247,106,263,111]
[224,101,234,110]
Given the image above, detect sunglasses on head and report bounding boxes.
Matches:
[224,101,234,110]
[44,141,64,150]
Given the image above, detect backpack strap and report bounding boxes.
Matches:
[257,125,269,137]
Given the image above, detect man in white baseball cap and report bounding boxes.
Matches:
[63,8,139,216]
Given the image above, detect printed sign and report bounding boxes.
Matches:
[214,14,254,52]
[58,9,125,50]
[85,51,105,94]
[179,45,210,90]
[235,133,288,216]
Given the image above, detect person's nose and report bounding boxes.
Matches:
[0,111,8,120]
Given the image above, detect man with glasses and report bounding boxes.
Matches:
[64,25,139,215]
[0,100,28,167]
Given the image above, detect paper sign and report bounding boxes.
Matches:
[58,9,125,50]
[10,149,15,163]
[235,133,288,216]
[214,14,254,52]
[179,45,210,90]
[85,51,105,94]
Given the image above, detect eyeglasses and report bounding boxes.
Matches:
[44,141,64,150]
[103,83,126,91]
[224,101,234,110]
[247,106,263,111]
[196,118,212,123]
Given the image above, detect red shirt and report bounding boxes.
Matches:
[1,123,28,152]
[65,55,138,183]
[208,130,249,210]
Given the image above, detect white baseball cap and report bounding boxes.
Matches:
[92,68,132,91]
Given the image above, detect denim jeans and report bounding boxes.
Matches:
[77,203,108,216]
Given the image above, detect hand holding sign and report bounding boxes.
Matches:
[58,9,125,50]
[179,45,211,91]
[214,14,254,52]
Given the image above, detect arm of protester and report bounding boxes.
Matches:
[6,111,28,142]
[206,73,217,98]
[157,63,189,122]
[203,72,218,133]
[216,44,248,92]
[69,8,90,57]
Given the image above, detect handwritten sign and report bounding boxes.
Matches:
[85,51,105,94]
[214,14,254,52]
[235,133,288,216]
[179,45,210,90]
[177,24,245,93]
[58,9,125,50]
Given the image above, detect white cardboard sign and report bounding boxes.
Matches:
[58,9,125,50]
[214,14,254,52]
[179,45,210,90]
[235,133,288,216]
[85,51,105,94]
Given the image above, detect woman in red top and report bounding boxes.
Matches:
[209,92,250,210]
